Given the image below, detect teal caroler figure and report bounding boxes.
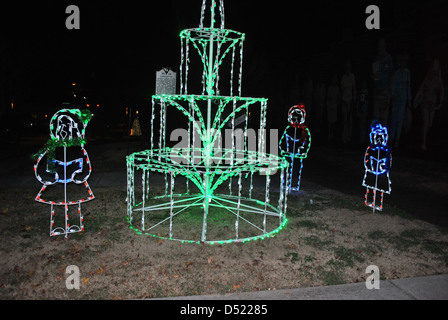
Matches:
[362,120,392,212]
[279,104,311,193]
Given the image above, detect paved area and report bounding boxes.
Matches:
[154,274,448,300]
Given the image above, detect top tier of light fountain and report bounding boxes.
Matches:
[178,0,245,97]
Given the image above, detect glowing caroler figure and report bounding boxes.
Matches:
[279,104,311,193]
[362,120,392,212]
[34,109,94,237]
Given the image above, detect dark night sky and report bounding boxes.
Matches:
[1,0,446,122]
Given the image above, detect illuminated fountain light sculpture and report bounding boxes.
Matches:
[362,120,392,212]
[279,104,311,193]
[126,0,289,244]
[34,109,94,237]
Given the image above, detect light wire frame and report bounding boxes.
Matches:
[126,0,289,244]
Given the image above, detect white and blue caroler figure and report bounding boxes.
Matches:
[362,120,392,212]
[279,104,311,193]
[34,109,94,237]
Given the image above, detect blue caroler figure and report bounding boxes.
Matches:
[362,120,392,212]
[279,104,311,193]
